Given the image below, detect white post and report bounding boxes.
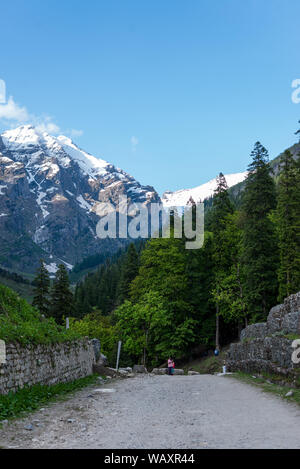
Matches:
[66,317,69,330]
[116,341,122,370]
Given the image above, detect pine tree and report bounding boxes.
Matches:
[276,150,300,301]
[211,173,234,229]
[118,243,139,302]
[74,282,92,318]
[186,233,216,345]
[50,264,74,324]
[32,259,50,316]
[210,173,234,350]
[241,142,278,321]
[211,212,247,333]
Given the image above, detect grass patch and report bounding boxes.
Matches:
[0,284,82,345]
[0,276,34,303]
[0,374,99,422]
[283,334,300,341]
[229,371,300,406]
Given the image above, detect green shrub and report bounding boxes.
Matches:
[0,284,82,345]
[69,310,118,361]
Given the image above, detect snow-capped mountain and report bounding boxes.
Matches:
[0,125,160,274]
[162,172,248,207]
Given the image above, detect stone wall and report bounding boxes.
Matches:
[227,292,300,381]
[0,338,96,395]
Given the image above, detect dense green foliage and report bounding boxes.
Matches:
[0,284,80,345]
[241,142,278,321]
[275,150,300,301]
[69,310,117,362]
[73,243,144,316]
[119,238,197,364]
[0,375,98,422]
[209,173,235,348]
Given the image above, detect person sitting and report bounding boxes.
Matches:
[168,357,174,375]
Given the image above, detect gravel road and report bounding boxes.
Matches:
[1,374,299,449]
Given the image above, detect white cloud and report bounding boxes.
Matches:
[0,95,83,138]
[0,96,60,135]
[131,135,139,152]
[69,129,83,138]
[0,96,29,122]
[35,121,61,134]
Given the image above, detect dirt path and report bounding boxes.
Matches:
[1,374,300,449]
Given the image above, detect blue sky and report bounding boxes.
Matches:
[0,0,300,194]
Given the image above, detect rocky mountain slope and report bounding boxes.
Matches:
[0,125,159,274]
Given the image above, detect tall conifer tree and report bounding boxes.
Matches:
[32,259,50,316]
[241,142,278,320]
[50,264,74,324]
[211,173,234,349]
[276,150,300,301]
[118,243,139,302]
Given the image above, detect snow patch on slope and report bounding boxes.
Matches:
[57,135,109,178]
[162,172,247,207]
[76,195,92,212]
[45,263,58,274]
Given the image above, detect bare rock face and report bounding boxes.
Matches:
[240,323,267,341]
[152,368,168,375]
[267,304,286,334]
[283,291,300,314]
[227,291,300,379]
[0,125,160,274]
[282,312,300,335]
[133,365,148,373]
[91,339,101,362]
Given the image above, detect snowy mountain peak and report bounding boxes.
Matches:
[56,135,110,177]
[2,125,45,148]
[1,125,111,178]
[162,172,248,207]
[1,125,62,158]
